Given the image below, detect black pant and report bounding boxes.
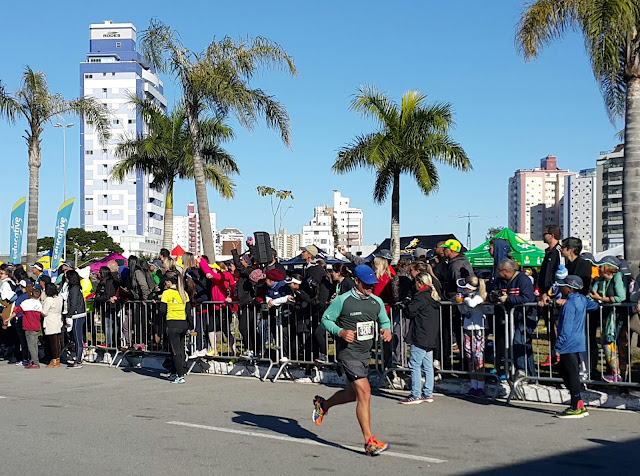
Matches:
[167,324,187,378]
[558,352,581,408]
[238,306,257,353]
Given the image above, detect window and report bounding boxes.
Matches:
[113,226,119,230]
[84,74,93,79]
[85,150,93,155]
[90,58,101,63]
[112,119,120,125]
[128,119,136,124]
[86,197,93,201]
[116,42,121,48]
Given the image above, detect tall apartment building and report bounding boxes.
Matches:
[562,169,596,252]
[271,229,302,259]
[508,155,575,242]
[332,190,363,249]
[172,202,217,256]
[595,145,624,252]
[80,21,168,256]
[302,206,334,252]
[219,228,243,256]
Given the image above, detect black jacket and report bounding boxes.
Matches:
[185,268,210,304]
[94,276,118,310]
[443,254,474,299]
[565,257,592,296]
[66,285,86,318]
[538,244,562,295]
[406,288,440,351]
[303,261,331,309]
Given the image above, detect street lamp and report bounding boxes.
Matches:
[54,122,74,201]
[54,122,74,261]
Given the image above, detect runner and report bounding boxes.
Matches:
[312,264,392,456]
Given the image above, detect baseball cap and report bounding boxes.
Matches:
[19,279,29,288]
[425,249,436,261]
[62,261,74,269]
[374,249,392,260]
[265,269,285,282]
[439,239,462,253]
[618,259,631,276]
[580,252,596,264]
[353,264,378,285]
[301,245,319,258]
[149,259,163,268]
[596,255,621,268]
[555,275,584,290]
[413,247,427,259]
[31,262,44,272]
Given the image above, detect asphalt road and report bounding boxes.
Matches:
[1,363,638,475]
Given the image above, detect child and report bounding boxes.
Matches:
[160,274,194,384]
[399,272,441,404]
[457,276,487,397]
[555,275,598,418]
[11,285,43,369]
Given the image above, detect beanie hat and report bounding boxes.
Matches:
[265,269,285,282]
[249,269,265,283]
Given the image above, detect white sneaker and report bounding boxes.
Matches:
[196,349,207,358]
[295,376,313,384]
[279,356,290,364]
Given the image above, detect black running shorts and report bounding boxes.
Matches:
[337,359,369,382]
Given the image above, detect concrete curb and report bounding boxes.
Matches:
[96,350,640,410]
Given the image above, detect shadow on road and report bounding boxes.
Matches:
[464,437,640,475]
[231,411,362,455]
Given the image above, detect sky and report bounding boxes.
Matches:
[0,0,621,255]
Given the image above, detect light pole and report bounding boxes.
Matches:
[54,122,74,260]
[54,123,74,200]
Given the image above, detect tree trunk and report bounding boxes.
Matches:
[624,77,640,270]
[186,102,216,261]
[26,138,41,267]
[390,171,400,265]
[162,181,174,250]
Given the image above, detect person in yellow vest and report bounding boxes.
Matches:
[161,273,193,384]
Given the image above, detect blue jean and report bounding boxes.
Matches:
[513,316,537,377]
[409,345,434,398]
[104,313,113,347]
[72,317,85,363]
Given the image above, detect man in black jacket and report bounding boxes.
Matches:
[538,225,562,367]
[233,252,258,358]
[300,245,332,363]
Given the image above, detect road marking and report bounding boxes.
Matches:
[167,421,446,463]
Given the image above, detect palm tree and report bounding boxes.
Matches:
[516,1,640,266]
[139,19,297,260]
[111,96,238,250]
[0,67,110,265]
[333,86,471,263]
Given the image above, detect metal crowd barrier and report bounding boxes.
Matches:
[379,301,507,400]
[507,301,640,403]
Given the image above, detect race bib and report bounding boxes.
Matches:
[356,321,374,341]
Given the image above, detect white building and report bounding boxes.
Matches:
[332,190,363,249]
[271,229,302,259]
[80,21,168,256]
[219,228,244,256]
[302,206,334,252]
[508,155,576,243]
[562,169,596,252]
[172,202,217,256]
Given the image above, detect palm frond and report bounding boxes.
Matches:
[0,80,21,123]
[201,163,236,199]
[350,85,400,132]
[62,96,111,144]
[372,166,394,204]
[333,133,385,174]
[516,0,585,60]
[420,134,472,171]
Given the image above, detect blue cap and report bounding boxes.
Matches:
[354,265,378,285]
[554,275,584,290]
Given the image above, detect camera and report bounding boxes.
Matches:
[488,289,506,304]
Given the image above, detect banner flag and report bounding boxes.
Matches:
[51,198,76,271]
[9,197,27,264]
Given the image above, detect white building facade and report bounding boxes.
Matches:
[80,21,168,256]
[172,202,217,256]
[332,190,363,249]
[302,206,335,252]
[271,229,302,259]
[596,145,625,252]
[562,169,596,252]
[508,155,576,243]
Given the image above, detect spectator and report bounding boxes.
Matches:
[42,282,64,367]
[265,268,292,362]
[160,273,193,384]
[10,279,30,365]
[538,225,563,367]
[266,248,287,274]
[285,274,313,363]
[330,263,355,298]
[31,262,46,290]
[372,256,393,308]
[457,275,488,397]
[182,253,211,357]
[233,252,257,359]
[430,241,447,285]
[338,245,366,266]
[300,245,331,364]
[65,270,87,369]
[554,276,598,419]
[560,238,592,297]
[94,266,119,348]
[11,285,43,369]
[496,258,536,379]
[399,272,440,404]
[589,256,626,382]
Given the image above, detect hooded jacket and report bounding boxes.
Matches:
[406,287,440,351]
[443,254,474,299]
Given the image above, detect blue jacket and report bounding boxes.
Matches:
[555,293,598,354]
[266,280,292,300]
